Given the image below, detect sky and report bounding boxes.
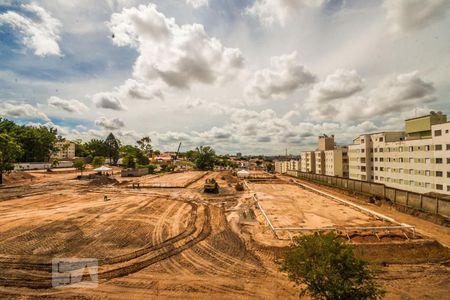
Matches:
[0,0,449,155]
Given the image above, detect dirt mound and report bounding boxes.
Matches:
[89,176,119,186]
[3,171,35,184]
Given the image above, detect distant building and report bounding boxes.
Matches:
[324,148,348,177]
[53,141,76,160]
[236,152,242,158]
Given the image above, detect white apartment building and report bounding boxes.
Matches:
[275,159,300,174]
[348,113,450,195]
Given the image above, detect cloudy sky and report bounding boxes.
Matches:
[0,0,449,155]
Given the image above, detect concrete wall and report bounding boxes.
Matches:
[286,170,450,220]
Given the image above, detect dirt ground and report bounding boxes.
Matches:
[0,171,449,299]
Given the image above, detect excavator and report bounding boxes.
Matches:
[204,178,219,194]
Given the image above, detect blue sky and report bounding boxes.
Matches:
[0,0,449,154]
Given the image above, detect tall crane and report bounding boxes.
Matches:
[174,142,182,160]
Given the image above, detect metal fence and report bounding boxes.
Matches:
[286,170,450,220]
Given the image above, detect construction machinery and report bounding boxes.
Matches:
[204,178,219,194]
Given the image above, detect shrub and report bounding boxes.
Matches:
[279,233,385,300]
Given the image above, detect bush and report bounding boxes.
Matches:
[279,233,384,300]
[235,182,245,191]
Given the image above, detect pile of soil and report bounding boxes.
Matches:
[88,176,119,186]
[3,171,35,184]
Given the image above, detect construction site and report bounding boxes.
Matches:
[0,170,449,299]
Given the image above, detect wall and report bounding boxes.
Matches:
[286,170,450,220]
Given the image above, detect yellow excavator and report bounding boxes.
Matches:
[204,178,219,194]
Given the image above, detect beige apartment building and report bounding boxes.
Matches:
[275,159,300,174]
[349,112,450,195]
[53,141,76,160]
[300,151,315,173]
[324,148,349,177]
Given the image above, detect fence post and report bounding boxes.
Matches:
[405,191,409,207]
[436,197,439,214]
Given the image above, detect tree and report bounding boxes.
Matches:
[279,233,384,300]
[122,154,136,169]
[120,145,148,167]
[267,163,275,173]
[0,119,57,162]
[74,139,88,157]
[85,139,109,159]
[0,133,23,185]
[194,146,216,170]
[92,156,105,168]
[137,136,152,156]
[105,133,120,165]
[73,159,86,176]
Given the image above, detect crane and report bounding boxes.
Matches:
[174,142,182,160]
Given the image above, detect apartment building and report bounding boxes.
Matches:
[314,150,325,174]
[275,159,300,174]
[53,141,76,160]
[324,147,349,177]
[300,151,315,173]
[348,112,450,195]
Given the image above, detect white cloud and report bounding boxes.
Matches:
[311,71,436,123]
[0,3,62,56]
[95,116,125,130]
[246,0,325,26]
[0,102,50,121]
[186,0,208,9]
[93,92,127,111]
[48,96,88,113]
[108,3,244,89]
[383,0,450,33]
[245,51,316,101]
[308,69,364,103]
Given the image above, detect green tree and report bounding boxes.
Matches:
[0,119,57,162]
[267,163,275,173]
[85,139,109,159]
[73,159,86,175]
[137,136,152,156]
[279,233,384,300]
[105,133,120,165]
[92,156,105,168]
[122,154,136,169]
[74,139,88,157]
[0,133,23,185]
[194,146,216,170]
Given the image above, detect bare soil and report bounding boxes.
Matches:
[0,171,448,299]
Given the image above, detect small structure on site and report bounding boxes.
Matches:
[237,170,250,178]
[94,165,113,176]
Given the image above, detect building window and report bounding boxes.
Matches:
[380,157,384,162]
[436,158,443,164]
[447,144,450,150]
[399,158,404,163]
[436,171,443,177]
[447,186,450,192]
[447,158,450,164]
[425,158,431,164]
[361,139,365,143]
[425,145,430,151]
[409,157,414,163]
[425,170,431,176]
[435,144,442,151]
[409,169,414,174]
[435,130,442,136]
[436,184,443,190]
[448,172,450,178]
[425,183,431,189]
[409,146,413,152]
[387,147,390,152]
[399,147,403,152]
